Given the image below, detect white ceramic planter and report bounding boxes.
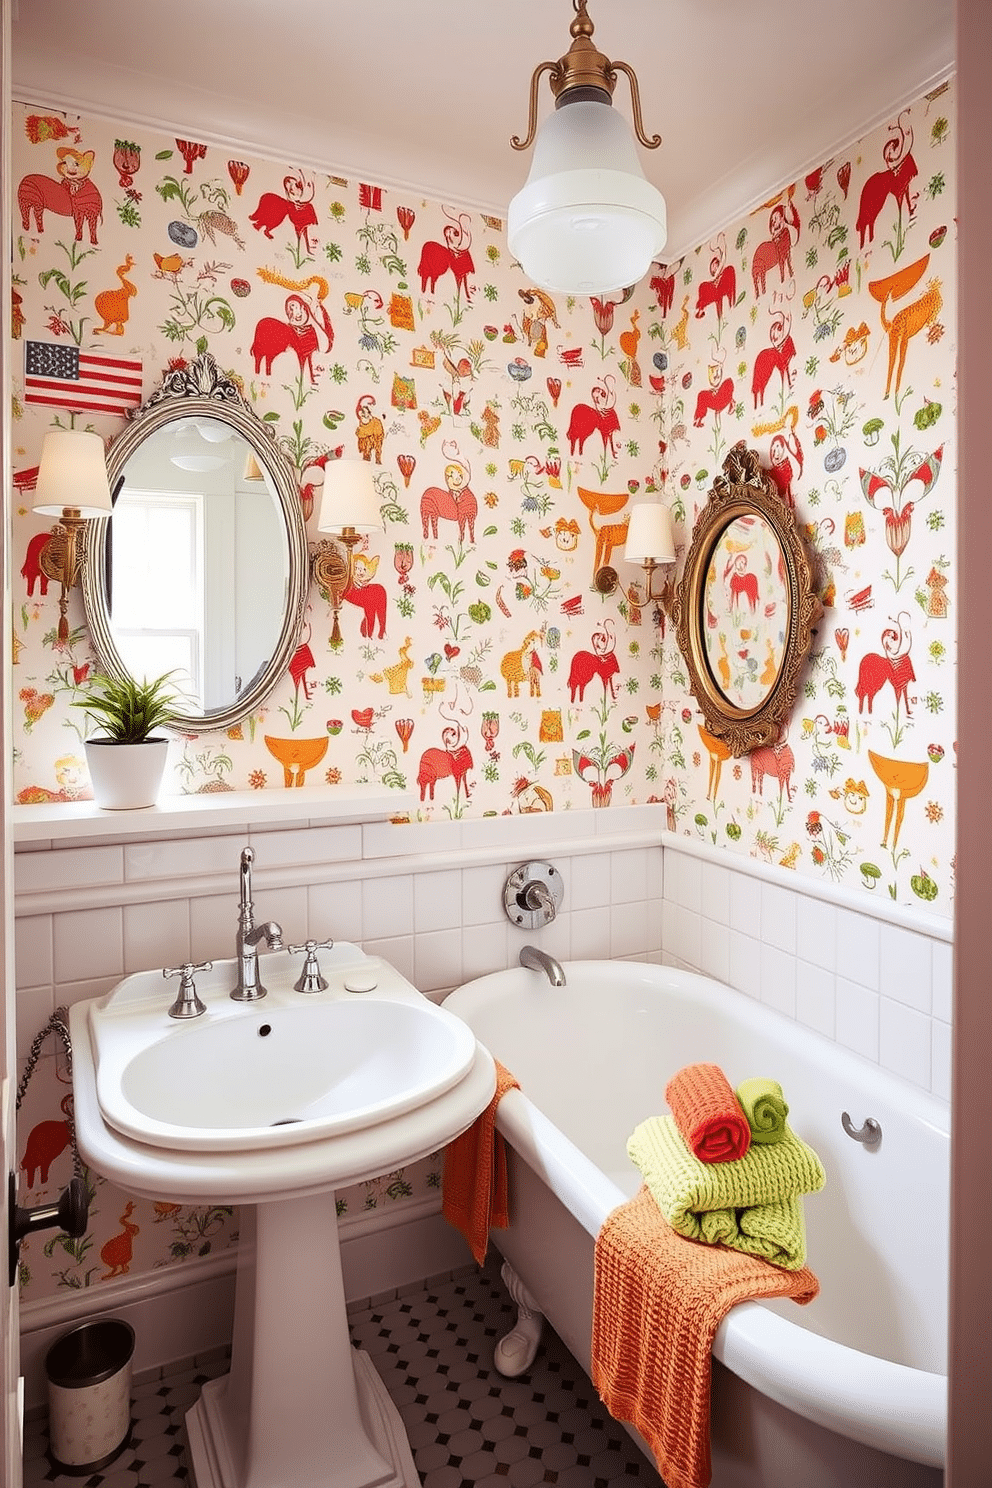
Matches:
[84,737,169,809]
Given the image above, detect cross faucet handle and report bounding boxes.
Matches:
[287,939,334,994]
[163,961,213,1019]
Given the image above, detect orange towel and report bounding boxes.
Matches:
[665,1062,751,1163]
[442,1059,519,1265]
[591,1186,819,1488]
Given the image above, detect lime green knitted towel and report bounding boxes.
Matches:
[735,1076,789,1144]
[627,1115,825,1271]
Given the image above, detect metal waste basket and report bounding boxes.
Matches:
[45,1318,135,1472]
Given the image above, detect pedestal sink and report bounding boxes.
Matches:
[69,944,496,1488]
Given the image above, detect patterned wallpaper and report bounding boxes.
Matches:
[10,87,957,913]
[10,80,957,1300]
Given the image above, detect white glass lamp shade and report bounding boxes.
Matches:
[32,429,113,517]
[508,100,667,295]
[316,459,383,534]
[170,423,227,472]
[624,503,675,564]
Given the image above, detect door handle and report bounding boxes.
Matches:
[8,1171,89,1286]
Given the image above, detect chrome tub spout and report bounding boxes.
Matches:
[519,944,566,987]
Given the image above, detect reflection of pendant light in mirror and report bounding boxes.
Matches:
[507,0,666,294]
[313,460,384,645]
[170,421,227,472]
[193,417,233,444]
[32,429,113,642]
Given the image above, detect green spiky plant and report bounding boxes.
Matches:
[73,670,180,744]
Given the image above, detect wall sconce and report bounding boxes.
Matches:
[31,429,113,642]
[594,501,677,619]
[508,0,667,294]
[312,459,383,644]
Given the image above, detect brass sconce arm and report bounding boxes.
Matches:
[311,528,365,646]
[594,559,676,621]
[38,510,89,643]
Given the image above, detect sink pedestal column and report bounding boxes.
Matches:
[186,1189,419,1488]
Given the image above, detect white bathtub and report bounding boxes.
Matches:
[445,960,947,1488]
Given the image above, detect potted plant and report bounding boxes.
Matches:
[74,670,179,809]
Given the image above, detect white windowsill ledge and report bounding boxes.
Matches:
[12,785,415,844]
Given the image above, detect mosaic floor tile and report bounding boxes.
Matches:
[25,1260,661,1488]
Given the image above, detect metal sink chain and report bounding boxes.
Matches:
[16,1006,83,1179]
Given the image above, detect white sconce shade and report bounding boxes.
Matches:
[316,459,383,534]
[624,502,675,564]
[508,100,667,295]
[32,429,113,517]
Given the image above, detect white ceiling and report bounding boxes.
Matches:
[11,0,955,262]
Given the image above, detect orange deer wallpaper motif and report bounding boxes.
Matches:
[10,83,956,1301]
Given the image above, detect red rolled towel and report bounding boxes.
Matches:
[664,1062,751,1164]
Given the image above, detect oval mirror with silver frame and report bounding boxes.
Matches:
[670,444,822,757]
[82,351,308,733]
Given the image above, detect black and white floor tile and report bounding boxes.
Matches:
[24,1261,661,1488]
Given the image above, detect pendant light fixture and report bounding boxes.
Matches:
[508,0,667,296]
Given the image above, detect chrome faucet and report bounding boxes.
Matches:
[519,944,566,987]
[231,846,284,1001]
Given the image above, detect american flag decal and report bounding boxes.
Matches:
[24,341,143,417]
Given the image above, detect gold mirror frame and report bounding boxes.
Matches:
[670,445,821,757]
[82,351,308,734]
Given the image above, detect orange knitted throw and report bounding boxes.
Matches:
[665,1061,751,1163]
[442,1059,519,1265]
[591,1186,819,1488]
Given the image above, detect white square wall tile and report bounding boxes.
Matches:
[460,921,508,981]
[462,863,511,926]
[761,883,796,955]
[835,977,879,1062]
[665,904,699,969]
[879,997,931,1089]
[610,847,650,904]
[362,874,414,940]
[569,853,611,911]
[414,870,462,934]
[795,961,836,1039]
[570,905,611,960]
[667,852,701,913]
[931,1019,952,1103]
[414,929,463,994]
[879,924,932,1013]
[760,943,796,1018]
[728,930,762,1001]
[190,893,238,963]
[247,823,363,868]
[729,873,762,936]
[16,986,55,1060]
[931,939,953,1022]
[835,909,880,990]
[15,915,52,989]
[699,860,730,927]
[307,877,364,944]
[123,897,190,973]
[53,907,123,985]
[796,896,836,972]
[611,898,653,959]
[361,935,415,985]
[698,919,730,985]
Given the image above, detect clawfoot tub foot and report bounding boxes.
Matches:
[494,1260,544,1377]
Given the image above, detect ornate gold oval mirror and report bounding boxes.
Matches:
[82,351,308,733]
[670,445,821,756]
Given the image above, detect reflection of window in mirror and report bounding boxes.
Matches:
[110,490,204,707]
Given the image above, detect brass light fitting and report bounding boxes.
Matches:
[31,430,113,643]
[510,0,661,155]
[507,0,667,294]
[312,459,383,646]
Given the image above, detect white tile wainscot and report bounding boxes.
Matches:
[660,832,953,1101]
